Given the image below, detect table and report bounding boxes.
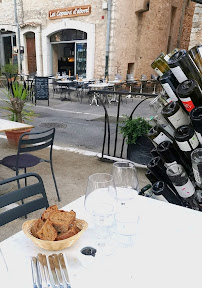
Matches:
[88,83,114,105]
[0,119,34,132]
[1,195,202,288]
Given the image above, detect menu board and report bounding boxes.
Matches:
[35,77,49,105]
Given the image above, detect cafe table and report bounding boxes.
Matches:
[1,195,202,288]
[88,83,114,105]
[0,118,34,132]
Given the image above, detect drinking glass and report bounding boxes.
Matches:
[112,161,140,247]
[84,173,117,254]
[0,248,8,285]
[191,148,202,189]
[112,161,139,204]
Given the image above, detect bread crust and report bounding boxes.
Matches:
[55,223,79,240]
[37,219,57,241]
[41,205,58,222]
[49,210,76,233]
[31,219,44,238]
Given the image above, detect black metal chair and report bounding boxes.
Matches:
[0,128,61,202]
[0,173,49,226]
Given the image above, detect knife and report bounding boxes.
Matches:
[52,254,64,287]
[42,254,52,288]
[48,255,60,287]
[31,257,40,288]
[58,253,71,288]
[37,253,48,288]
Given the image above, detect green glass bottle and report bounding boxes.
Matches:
[188,45,202,74]
[151,53,170,77]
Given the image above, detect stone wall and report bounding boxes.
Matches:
[0,0,197,79]
[189,3,202,49]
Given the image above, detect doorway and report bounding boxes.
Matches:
[51,29,87,77]
[26,32,36,74]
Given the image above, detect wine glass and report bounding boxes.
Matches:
[112,161,139,205]
[112,161,140,247]
[84,173,117,255]
[0,248,8,285]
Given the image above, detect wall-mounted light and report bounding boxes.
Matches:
[13,46,18,53]
[20,46,24,54]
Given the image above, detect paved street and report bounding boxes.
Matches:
[0,88,154,156]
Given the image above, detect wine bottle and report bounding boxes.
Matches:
[166,163,200,210]
[151,181,184,206]
[147,124,174,146]
[159,70,179,103]
[145,170,158,184]
[149,94,168,114]
[176,79,202,113]
[151,53,170,77]
[188,45,202,74]
[156,140,192,175]
[150,114,175,137]
[174,124,200,159]
[167,50,202,87]
[164,48,180,62]
[190,106,202,144]
[161,101,190,130]
[150,147,159,158]
[147,156,175,189]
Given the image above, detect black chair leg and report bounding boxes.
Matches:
[50,162,60,202]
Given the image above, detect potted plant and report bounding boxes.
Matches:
[120,116,154,165]
[1,81,36,146]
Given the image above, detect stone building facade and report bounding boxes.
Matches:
[189,3,202,48]
[0,0,198,80]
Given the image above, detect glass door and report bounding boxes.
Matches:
[75,43,87,77]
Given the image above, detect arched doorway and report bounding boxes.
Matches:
[26,32,36,74]
[50,29,87,77]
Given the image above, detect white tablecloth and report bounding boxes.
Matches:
[1,195,202,287]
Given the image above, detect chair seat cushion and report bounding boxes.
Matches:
[2,154,40,169]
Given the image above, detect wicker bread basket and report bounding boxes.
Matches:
[22,218,88,251]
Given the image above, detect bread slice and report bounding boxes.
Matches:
[49,210,76,233]
[41,205,58,222]
[56,223,80,240]
[31,219,44,238]
[37,219,57,241]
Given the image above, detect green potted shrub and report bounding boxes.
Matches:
[120,116,154,165]
[1,81,36,146]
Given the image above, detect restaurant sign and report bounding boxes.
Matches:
[49,5,91,20]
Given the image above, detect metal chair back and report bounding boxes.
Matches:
[0,173,49,226]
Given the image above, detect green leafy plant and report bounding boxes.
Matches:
[120,116,152,144]
[1,81,36,123]
[1,63,18,74]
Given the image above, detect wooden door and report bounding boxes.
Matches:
[27,37,36,74]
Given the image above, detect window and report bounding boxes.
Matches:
[50,29,87,42]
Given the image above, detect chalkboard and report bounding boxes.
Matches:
[35,76,49,105]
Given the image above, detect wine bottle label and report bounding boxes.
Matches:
[176,134,199,151]
[167,108,190,129]
[161,83,178,101]
[193,168,201,185]
[164,55,170,62]
[180,97,195,112]
[153,132,173,145]
[154,67,163,77]
[170,66,188,83]
[195,131,202,145]
[174,178,195,198]
[199,47,202,55]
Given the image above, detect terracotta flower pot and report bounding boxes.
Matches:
[5,128,32,147]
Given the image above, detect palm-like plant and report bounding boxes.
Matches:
[1,81,36,123]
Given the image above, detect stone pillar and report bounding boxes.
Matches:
[35,26,43,76]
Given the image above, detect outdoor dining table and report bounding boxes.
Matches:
[88,82,114,106]
[0,118,34,133]
[1,194,202,288]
